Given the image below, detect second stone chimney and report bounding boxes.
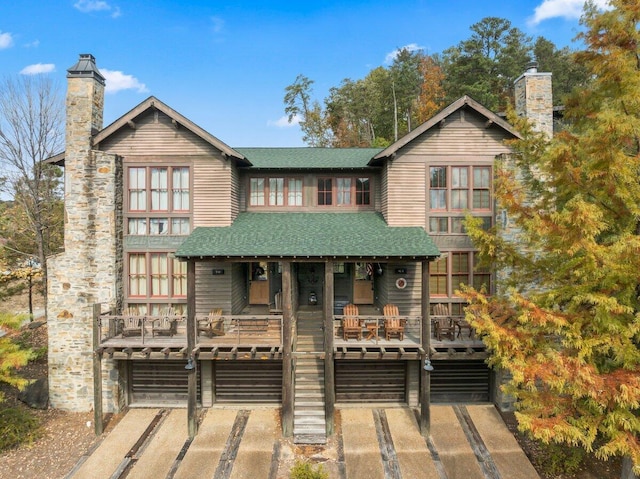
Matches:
[514,62,553,139]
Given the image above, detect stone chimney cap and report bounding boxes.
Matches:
[67,53,105,85]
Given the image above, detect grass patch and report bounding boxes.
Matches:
[290,460,328,479]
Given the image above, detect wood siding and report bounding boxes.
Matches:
[195,261,233,314]
[385,163,426,227]
[193,157,236,227]
[98,110,220,156]
[385,262,422,316]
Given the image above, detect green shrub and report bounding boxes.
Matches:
[0,407,41,451]
[539,441,585,476]
[290,460,328,479]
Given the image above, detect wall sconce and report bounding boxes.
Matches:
[185,357,195,371]
[423,359,434,372]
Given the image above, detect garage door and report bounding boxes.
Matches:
[215,361,282,403]
[335,361,406,403]
[430,360,491,403]
[130,360,201,406]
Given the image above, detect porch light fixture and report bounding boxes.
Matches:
[423,359,434,372]
[185,357,195,371]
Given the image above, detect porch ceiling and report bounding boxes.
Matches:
[175,212,440,260]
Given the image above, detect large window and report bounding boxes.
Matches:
[250,176,303,207]
[318,176,371,207]
[127,253,186,301]
[126,166,190,235]
[429,251,491,297]
[429,165,492,234]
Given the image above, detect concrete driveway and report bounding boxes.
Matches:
[66,405,538,479]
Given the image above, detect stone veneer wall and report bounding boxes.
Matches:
[47,64,123,412]
[514,70,553,139]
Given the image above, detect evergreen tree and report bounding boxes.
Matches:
[461,1,640,473]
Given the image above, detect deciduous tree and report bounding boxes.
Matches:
[461,1,640,475]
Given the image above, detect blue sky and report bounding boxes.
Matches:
[1,0,607,147]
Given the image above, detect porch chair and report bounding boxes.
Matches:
[431,303,455,341]
[120,307,142,337]
[151,307,178,337]
[269,291,283,315]
[383,304,405,341]
[197,308,225,337]
[342,304,362,341]
[456,318,475,339]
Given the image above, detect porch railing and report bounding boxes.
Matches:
[99,313,283,346]
[332,315,422,344]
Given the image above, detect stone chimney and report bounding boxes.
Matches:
[47,54,122,412]
[514,61,553,139]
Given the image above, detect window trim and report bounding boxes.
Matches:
[249,175,305,207]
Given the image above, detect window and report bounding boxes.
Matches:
[356,178,370,205]
[288,178,303,206]
[318,178,332,205]
[451,167,468,209]
[429,251,490,299]
[429,218,448,234]
[127,252,186,301]
[429,167,447,209]
[250,178,265,206]
[269,178,284,206]
[336,178,351,205]
[129,254,147,296]
[473,167,491,209]
[126,166,190,235]
[429,166,491,212]
[429,257,448,296]
[250,177,303,207]
[128,168,147,211]
[318,176,371,207]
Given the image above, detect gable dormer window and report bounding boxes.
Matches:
[250,176,303,207]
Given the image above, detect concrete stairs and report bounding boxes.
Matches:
[293,309,326,444]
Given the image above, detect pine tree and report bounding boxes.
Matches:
[461,0,640,473]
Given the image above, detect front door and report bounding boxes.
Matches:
[249,261,269,304]
[297,263,323,306]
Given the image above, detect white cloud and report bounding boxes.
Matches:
[24,40,40,48]
[100,69,148,94]
[0,31,14,49]
[269,115,300,128]
[384,43,424,64]
[529,0,610,25]
[210,16,224,34]
[20,63,55,75]
[74,0,121,18]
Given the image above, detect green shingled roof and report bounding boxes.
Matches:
[234,147,383,169]
[175,212,440,259]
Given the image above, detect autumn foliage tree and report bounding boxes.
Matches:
[460,1,640,474]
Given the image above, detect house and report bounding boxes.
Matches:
[46,54,551,443]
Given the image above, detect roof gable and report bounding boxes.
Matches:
[94,96,249,164]
[370,96,521,164]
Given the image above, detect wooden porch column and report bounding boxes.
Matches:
[420,259,432,436]
[92,303,104,435]
[281,261,294,437]
[187,259,198,439]
[324,260,335,436]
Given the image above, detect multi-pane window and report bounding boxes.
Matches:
[473,167,491,209]
[429,167,447,209]
[126,166,190,235]
[318,176,371,207]
[429,216,491,234]
[128,168,147,211]
[269,178,284,206]
[430,251,491,299]
[356,178,370,205]
[451,167,468,209]
[429,257,448,296]
[288,178,303,206]
[336,178,352,205]
[127,252,186,300]
[429,166,491,211]
[318,178,333,206]
[250,178,266,206]
[250,177,303,207]
[129,254,147,296]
